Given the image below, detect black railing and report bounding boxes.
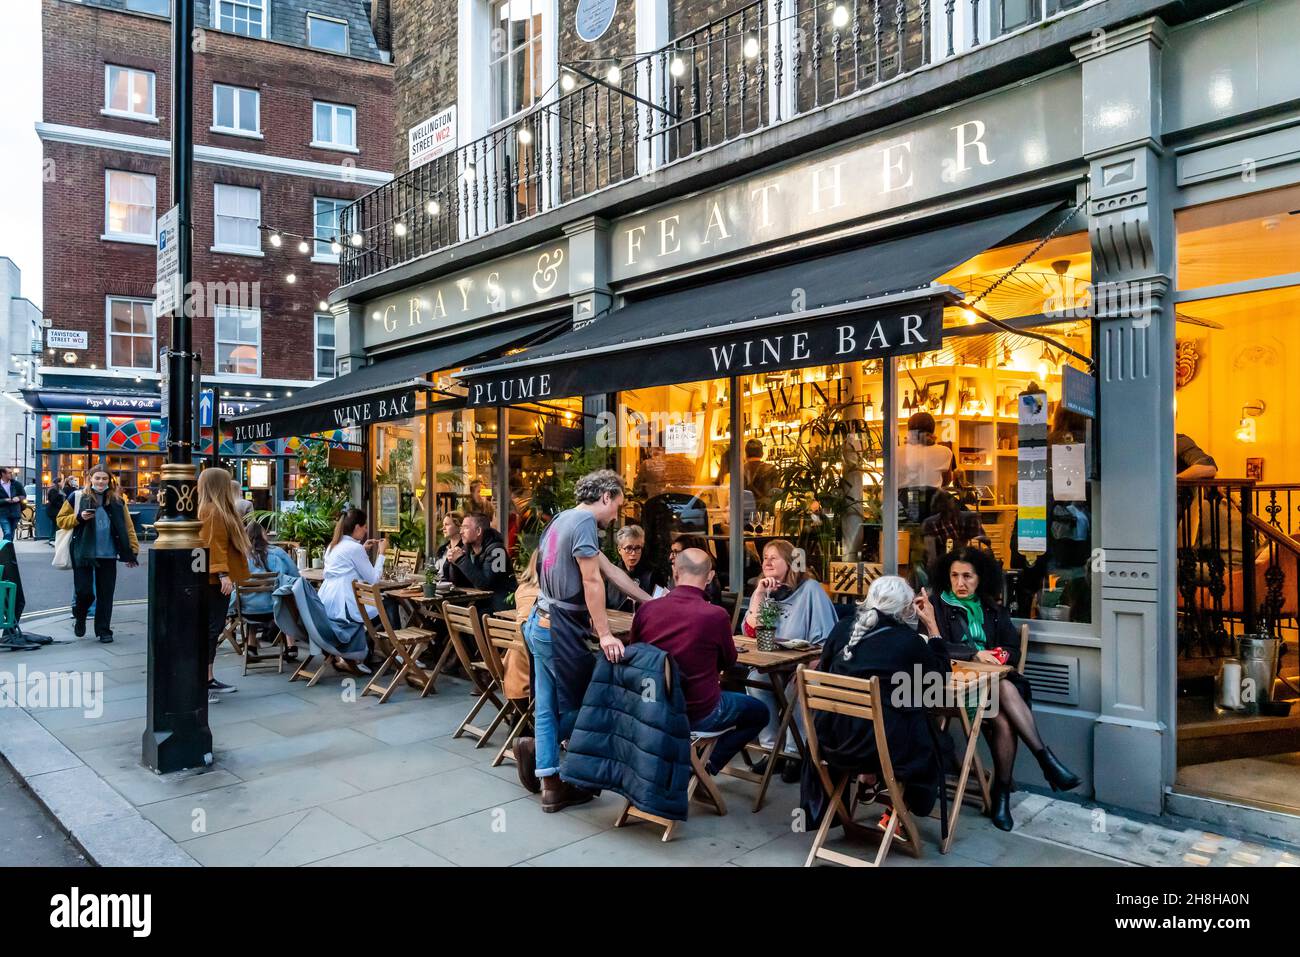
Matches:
[340,0,1086,285]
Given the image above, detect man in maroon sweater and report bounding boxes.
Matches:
[629,548,768,774]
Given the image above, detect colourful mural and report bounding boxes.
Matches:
[106,417,163,451]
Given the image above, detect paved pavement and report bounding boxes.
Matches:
[12,539,150,614]
[2,605,1298,867]
[0,759,89,867]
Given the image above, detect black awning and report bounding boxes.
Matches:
[22,388,161,415]
[458,204,1058,406]
[228,315,566,441]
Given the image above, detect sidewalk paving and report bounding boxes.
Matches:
[3,605,1299,868]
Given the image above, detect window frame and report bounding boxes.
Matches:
[104,296,158,373]
[311,101,358,152]
[489,0,549,129]
[102,169,157,244]
[312,196,349,262]
[103,64,158,122]
[212,183,263,257]
[211,83,262,137]
[214,305,262,377]
[213,0,269,38]
[306,13,350,53]
[314,313,336,379]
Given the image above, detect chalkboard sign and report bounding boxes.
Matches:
[377,484,401,533]
[575,0,617,42]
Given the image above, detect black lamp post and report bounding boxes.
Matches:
[142,0,211,773]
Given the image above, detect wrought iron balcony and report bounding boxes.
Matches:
[339,0,1091,286]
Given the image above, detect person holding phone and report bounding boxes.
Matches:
[198,467,252,700]
[56,467,138,642]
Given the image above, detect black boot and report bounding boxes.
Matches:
[989,781,1014,832]
[1035,747,1082,792]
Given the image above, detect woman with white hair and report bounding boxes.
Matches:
[799,576,953,827]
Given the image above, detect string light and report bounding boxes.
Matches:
[606,62,621,83]
[330,240,342,254]
[832,5,849,28]
[269,232,282,247]
[318,300,329,311]
[393,221,407,237]
[285,272,297,284]
[297,239,310,254]
[560,72,575,92]
[517,126,533,145]
[461,162,476,181]
[743,36,760,58]
[426,199,440,216]
[350,232,363,246]
[669,57,685,77]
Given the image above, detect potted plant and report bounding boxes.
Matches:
[756,596,781,652]
[423,564,438,599]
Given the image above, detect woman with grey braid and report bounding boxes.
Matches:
[798,576,953,830]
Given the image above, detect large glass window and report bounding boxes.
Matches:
[213,184,261,253]
[103,170,156,242]
[213,84,260,135]
[106,298,156,371]
[1176,184,1300,291]
[104,65,156,119]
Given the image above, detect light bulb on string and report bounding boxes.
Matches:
[350,232,363,247]
[330,240,343,255]
[269,232,282,248]
[560,72,575,92]
[461,162,476,181]
[832,5,850,28]
[285,272,297,284]
[318,300,329,311]
[606,62,622,84]
[426,199,440,216]
[743,36,760,58]
[393,221,407,237]
[670,57,686,78]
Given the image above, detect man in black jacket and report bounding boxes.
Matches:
[446,513,515,612]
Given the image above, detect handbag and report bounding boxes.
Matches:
[51,490,80,570]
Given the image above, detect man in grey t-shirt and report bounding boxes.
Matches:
[516,468,652,811]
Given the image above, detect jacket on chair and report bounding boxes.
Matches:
[560,642,693,821]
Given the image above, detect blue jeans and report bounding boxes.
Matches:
[0,514,15,541]
[523,607,578,778]
[693,691,771,774]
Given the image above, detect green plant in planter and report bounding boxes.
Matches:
[250,438,351,562]
[755,596,782,651]
[518,446,619,563]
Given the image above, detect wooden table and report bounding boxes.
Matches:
[724,635,825,812]
[494,607,635,641]
[299,567,411,591]
[387,586,495,630]
[934,660,1012,853]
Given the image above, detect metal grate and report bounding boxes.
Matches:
[1023,654,1080,706]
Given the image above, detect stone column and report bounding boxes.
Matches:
[563,216,617,461]
[331,299,367,377]
[1073,18,1176,815]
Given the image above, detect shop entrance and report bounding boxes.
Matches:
[1173,184,1300,815]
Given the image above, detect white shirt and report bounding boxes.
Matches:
[318,537,384,622]
[896,440,954,489]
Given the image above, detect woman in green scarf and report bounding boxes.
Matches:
[930,546,1080,832]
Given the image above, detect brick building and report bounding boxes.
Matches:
[33,0,394,531]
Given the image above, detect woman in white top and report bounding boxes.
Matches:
[319,508,387,623]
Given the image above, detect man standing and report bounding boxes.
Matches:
[631,548,767,774]
[446,512,515,612]
[895,412,955,525]
[0,468,27,541]
[515,469,653,810]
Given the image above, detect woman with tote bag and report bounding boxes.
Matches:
[55,467,139,642]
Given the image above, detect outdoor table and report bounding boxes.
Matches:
[723,635,825,812]
[932,659,1012,853]
[299,567,410,591]
[494,607,635,641]
[387,586,494,629]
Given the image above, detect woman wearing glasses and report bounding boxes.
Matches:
[605,524,663,611]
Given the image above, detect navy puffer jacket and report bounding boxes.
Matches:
[560,643,693,821]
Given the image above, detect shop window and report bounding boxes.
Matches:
[1176,184,1300,291]
[507,399,585,563]
[373,413,431,553]
[105,454,163,504]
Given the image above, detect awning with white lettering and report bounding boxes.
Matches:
[226,316,566,441]
[457,204,1058,407]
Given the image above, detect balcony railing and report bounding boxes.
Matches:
[339,0,1090,285]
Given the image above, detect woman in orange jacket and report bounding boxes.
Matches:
[198,467,251,702]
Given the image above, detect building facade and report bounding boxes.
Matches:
[34,0,395,533]
[236,0,1300,837]
[0,258,45,482]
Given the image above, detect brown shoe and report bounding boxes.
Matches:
[541,777,594,813]
[515,737,540,794]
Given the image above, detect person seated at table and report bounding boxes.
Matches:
[432,511,464,580]
[319,508,387,624]
[502,550,538,731]
[629,547,769,775]
[446,512,516,612]
[232,521,302,659]
[930,546,1081,831]
[669,535,723,605]
[606,524,662,612]
[920,491,989,572]
[800,576,952,827]
[741,539,838,779]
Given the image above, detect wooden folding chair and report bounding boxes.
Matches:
[796,666,924,867]
[234,574,284,675]
[613,657,730,842]
[481,613,534,765]
[393,548,421,580]
[354,581,438,703]
[441,602,505,740]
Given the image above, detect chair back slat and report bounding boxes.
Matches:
[352,580,399,646]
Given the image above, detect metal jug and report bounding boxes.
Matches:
[1235,635,1280,714]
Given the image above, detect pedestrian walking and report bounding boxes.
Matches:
[0,467,27,542]
[44,476,66,545]
[199,467,252,703]
[56,466,139,643]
